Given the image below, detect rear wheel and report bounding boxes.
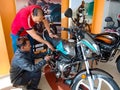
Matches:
[72,70,119,90]
[116,58,120,73]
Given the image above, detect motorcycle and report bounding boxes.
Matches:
[98,15,120,73]
[43,8,120,90]
[72,8,120,73]
[94,32,120,73]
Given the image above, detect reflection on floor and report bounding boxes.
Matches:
[0,60,120,90]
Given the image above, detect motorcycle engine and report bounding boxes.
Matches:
[48,39,78,79]
[56,54,72,78]
[49,51,72,79]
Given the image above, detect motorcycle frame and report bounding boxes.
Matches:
[76,37,99,90]
[112,48,120,62]
[99,42,120,62]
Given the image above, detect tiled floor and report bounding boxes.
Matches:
[0,73,52,90]
[0,60,120,90]
[96,60,120,86]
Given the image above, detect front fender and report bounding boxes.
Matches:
[71,68,113,87]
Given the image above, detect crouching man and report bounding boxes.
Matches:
[10,36,51,90]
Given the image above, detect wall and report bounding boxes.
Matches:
[0,0,16,75]
[92,0,105,33]
[15,0,28,12]
[109,1,120,26]
[61,0,69,40]
[101,1,120,32]
[101,0,110,32]
[0,16,10,75]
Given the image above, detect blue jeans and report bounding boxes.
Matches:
[10,33,34,53]
[10,33,19,53]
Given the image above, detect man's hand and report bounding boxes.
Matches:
[49,33,58,38]
[46,41,55,51]
[44,55,51,62]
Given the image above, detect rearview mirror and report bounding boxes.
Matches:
[64,8,73,18]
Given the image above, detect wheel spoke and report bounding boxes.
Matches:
[97,78,102,90]
[72,73,118,90]
[80,82,89,89]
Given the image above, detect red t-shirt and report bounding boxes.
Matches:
[11,5,42,36]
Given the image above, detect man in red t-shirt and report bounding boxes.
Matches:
[11,5,57,53]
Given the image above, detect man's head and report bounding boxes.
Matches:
[31,8,45,23]
[17,37,31,52]
[28,0,37,6]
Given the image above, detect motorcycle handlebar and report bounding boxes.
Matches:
[61,27,74,33]
[62,27,70,31]
[61,27,84,39]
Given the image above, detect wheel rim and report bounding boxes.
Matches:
[75,76,114,90]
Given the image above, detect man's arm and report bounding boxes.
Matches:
[26,29,55,51]
[42,19,58,38]
[32,51,47,59]
[17,58,47,72]
[42,18,51,34]
[26,29,47,44]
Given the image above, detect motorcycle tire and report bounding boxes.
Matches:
[71,69,120,90]
[116,58,120,73]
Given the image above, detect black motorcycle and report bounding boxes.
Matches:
[93,32,120,72]
[94,16,120,73]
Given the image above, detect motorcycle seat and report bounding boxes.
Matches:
[91,32,119,45]
[94,33,120,50]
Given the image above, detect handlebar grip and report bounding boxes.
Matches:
[61,27,70,31]
[61,27,73,33]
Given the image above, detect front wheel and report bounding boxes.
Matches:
[71,69,119,90]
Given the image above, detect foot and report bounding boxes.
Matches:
[27,86,42,90]
[27,88,42,90]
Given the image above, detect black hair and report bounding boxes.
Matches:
[32,8,44,16]
[16,37,29,49]
[28,0,37,6]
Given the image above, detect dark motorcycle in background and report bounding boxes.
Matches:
[102,14,120,73]
[94,32,120,73]
[43,8,120,90]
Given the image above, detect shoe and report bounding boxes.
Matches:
[27,88,42,90]
[13,84,27,89]
[27,87,42,90]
